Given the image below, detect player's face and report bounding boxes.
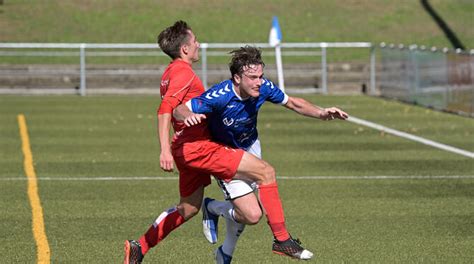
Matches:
[238,64,264,98]
[185,30,200,62]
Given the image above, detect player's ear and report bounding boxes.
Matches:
[181,44,189,55]
[234,74,241,85]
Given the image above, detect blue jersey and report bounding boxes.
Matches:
[187,79,288,150]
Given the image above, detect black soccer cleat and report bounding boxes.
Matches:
[124,240,144,264]
[272,236,314,260]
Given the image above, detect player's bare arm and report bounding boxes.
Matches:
[158,113,174,172]
[284,96,348,120]
[174,104,207,127]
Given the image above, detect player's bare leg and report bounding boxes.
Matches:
[233,152,314,260]
[124,186,204,263]
[203,192,262,262]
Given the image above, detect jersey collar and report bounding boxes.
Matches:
[231,81,250,101]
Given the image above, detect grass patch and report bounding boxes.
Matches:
[0,0,472,64]
[1,94,473,262]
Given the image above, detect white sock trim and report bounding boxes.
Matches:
[153,206,177,228]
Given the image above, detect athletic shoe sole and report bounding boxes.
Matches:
[272,248,314,260]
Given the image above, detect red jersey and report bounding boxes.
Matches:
[158,60,210,145]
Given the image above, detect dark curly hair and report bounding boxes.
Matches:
[229,46,265,80]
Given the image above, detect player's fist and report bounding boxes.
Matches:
[160,150,174,172]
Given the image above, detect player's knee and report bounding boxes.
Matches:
[244,208,263,225]
[177,203,200,220]
[261,163,276,184]
[233,205,262,225]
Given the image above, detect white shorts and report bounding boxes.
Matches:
[215,140,261,200]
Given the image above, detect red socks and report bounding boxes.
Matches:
[138,207,185,255]
[137,183,290,255]
[258,182,290,242]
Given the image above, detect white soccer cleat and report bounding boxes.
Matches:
[202,197,219,244]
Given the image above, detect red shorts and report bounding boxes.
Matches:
[172,139,244,197]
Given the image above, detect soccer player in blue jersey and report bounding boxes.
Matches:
[174,46,348,263]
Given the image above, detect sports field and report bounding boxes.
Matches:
[1,94,473,263]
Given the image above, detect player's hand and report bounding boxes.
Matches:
[321,107,348,121]
[184,114,206,127]
[160,150,174,172]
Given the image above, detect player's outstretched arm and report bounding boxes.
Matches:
[173,104,207,127]
[284,96,348,120]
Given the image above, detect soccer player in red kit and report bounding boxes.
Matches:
[123,20,233,264]
[124,21,312,264]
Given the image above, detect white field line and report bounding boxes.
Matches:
[1,175,473,181]
[347,116,474,159]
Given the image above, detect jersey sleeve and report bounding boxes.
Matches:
[187,86,221,114]
[158,67,196,114]
[263,79,289,105]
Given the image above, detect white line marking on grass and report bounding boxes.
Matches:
[1,175,473,181]
[347,116,474,159]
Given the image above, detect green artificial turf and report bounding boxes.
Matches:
[0,94,473,263]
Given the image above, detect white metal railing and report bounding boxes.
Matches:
[0,42,375,96]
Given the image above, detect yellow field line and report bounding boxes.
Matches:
[17,114,51,264]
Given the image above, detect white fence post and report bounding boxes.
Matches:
[79,43,86,96]
[370,45,376,94]
[274,44,285,92]
[200,43,208,90]
[321,43,328,94]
